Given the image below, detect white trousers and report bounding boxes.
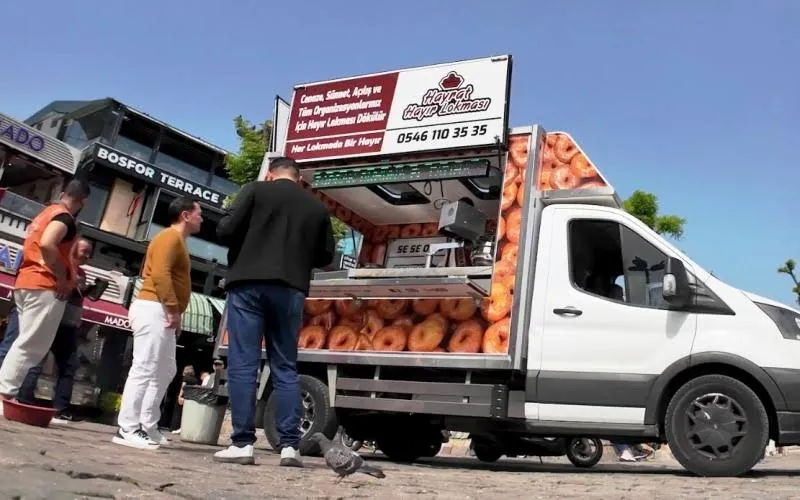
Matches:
[0,289,66,396]
[117,300,177,433]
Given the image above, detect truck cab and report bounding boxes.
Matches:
[214,124,800,478]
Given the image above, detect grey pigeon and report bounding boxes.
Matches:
[310,433,386,480]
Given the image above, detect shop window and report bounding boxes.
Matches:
[116,116,159,162]
[155,132,214,186]
[209,160,241,194]
[150,192,176,228]
[0,157,62,211]
[367,183,429,206]
[78,168,117,227]
[137,187,158,225]
[62,109,112,150]
[209,174,239,195]
[149,193,228,264]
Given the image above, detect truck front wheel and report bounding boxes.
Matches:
[377,427,442,463]
[664,374,769,477]
[263,374,339,456]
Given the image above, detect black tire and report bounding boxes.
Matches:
[566,437,603,468]
[473,443,503,463]
[421,440,442,457]
[263,374,339,456]
[665,374,769,477]
[335,427,363,452]
[377,434,423,463]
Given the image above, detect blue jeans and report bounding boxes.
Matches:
[225,283,304,449]
[0,305,21,366]
[0,305,79,411]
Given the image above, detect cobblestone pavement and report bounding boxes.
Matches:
[2,419,800,499]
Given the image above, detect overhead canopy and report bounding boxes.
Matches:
[207,296,225,315]
[130,278,216,336]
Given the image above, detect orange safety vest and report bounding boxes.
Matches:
[15,204,77,291]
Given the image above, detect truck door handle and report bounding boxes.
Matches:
[553,307,583,317]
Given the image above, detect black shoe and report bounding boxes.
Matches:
[52,411,74,423]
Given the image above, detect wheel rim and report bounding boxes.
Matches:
[299,391,315,437]
[570,438,599,461]
[340,431,355,448]
[685,392,748,460]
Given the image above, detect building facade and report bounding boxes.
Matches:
[26,98,235,286]
[0,100,237,416]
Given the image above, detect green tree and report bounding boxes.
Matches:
[623,190,686,239]
[223,115,272,189]
[223,115,348,241]
[778,259,800,305]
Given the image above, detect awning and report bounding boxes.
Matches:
[0,271,131,329]
[182,293,214,336]
[207,296,225,315]
[133,278,215,336]
[81,299,130,329]
[0,273,215,336]
[0,272,14,301]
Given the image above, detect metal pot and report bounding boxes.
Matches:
[470,237,495,266]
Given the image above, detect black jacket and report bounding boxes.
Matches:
[217,179,335,295]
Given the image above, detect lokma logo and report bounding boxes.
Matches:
[402,71,492,122]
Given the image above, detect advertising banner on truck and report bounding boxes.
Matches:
[284,55,512,162]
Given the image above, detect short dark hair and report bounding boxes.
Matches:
[167,196,199,224]
[63,179,90,199]
[268,156,300,179]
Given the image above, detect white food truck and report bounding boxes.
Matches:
[213,55,800,477]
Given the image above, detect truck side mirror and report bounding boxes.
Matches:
[662,257,691,309]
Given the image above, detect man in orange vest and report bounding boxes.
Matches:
[0,179,90,405]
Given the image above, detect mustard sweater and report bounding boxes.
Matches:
[137,227,191,313]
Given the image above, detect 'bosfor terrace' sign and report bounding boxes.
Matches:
[92,144,225,209]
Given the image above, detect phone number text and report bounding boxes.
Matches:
[396,123,489,144]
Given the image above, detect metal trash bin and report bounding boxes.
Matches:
[180,385,228,445]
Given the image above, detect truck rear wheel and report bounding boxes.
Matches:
[472,442,503,463]
[377,434,423,463]
[263,374,338,456]
[377,427,442,463]
[565,437,603,468]
[664,374,769,477]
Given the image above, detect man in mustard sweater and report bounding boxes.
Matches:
[113,197,202,450]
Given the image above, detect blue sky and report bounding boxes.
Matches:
[4,0,798,306]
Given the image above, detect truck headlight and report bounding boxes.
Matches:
[755,302,800,340]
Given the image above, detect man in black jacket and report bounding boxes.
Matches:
[214,157,335,467]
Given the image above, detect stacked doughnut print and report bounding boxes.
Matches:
[537,132,607,191]
[218,132,606,354]
[298,132,533,354]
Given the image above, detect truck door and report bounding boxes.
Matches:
[533,206,697,425]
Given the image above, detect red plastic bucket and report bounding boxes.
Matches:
[2,399,56,427]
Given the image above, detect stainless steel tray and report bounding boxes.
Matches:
[346,266,492,279]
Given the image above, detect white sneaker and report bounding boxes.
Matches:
[112,428,160,450]
[280,447,303,468]
[213,445,255,465]
[171,428,182,434]
[619,448,637,462]
[147,429,170,446]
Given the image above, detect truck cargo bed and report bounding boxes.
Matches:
[298,349,514,370]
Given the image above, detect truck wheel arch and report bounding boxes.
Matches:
[645,352,786,437]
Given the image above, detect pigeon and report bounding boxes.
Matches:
[310,433,386,480]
